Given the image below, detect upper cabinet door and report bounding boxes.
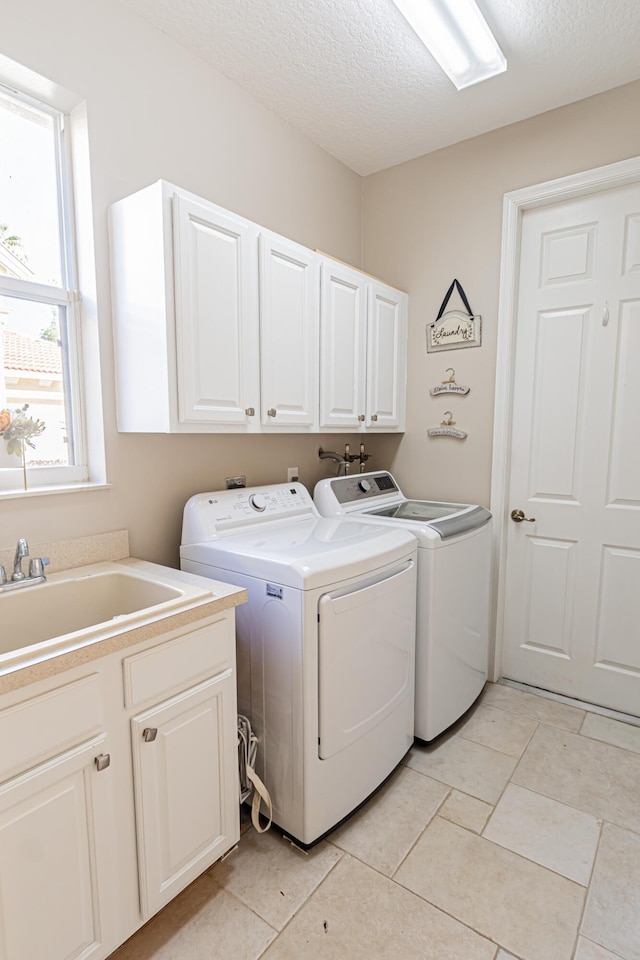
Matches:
[319,260,368,430]
[259,234,319,428]
[173,194,259,426]
[366,282,408,431]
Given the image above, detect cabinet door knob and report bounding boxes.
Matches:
[370,414,378,422]
[358,414,365,422]
[267,408,277,417]
[95,753,111,771]
[245,407,255,417]
[142,727,158,742]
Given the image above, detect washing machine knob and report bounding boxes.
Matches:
[358,479,372,493]
[249,494,267,512]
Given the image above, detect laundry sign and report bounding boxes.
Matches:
[427,279,482,352]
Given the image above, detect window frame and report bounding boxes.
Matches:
[0,81,89,491]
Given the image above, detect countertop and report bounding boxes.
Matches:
[0,556,247,695]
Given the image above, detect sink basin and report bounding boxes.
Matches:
[0,564,213,667]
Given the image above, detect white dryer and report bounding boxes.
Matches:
[314,472,492,742]
[180,482,417,846]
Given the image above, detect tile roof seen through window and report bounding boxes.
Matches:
[2,329,62,375]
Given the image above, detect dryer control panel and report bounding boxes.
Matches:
[182,482,317,543]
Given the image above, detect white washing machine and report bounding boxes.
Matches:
[180,482,417,846]
[314,471,492,742]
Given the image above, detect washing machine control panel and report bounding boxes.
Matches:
[327,472,400,506]
[183,483,318,541]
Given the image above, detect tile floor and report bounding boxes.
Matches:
[108,682,640,960]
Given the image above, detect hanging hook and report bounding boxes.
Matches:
[442,368,456,383]
[441,411,455,425]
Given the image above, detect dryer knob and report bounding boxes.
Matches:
[358,479,372,493]
[249,494,267,512]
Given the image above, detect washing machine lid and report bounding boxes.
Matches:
[313,472,491,542]
[364,501,491,541]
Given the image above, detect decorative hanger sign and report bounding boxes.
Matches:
[427,279,482,352]
[429,368,470,396]
[428,411,467,440]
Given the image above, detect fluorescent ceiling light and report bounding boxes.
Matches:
[390,0,507,90]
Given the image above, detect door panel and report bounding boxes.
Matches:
[608,299,640,504]
[522,536,576,659]
[502,181,640,714]
[595,546,640,674]
[529,307,588,501]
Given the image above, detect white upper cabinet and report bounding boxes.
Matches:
[258,233,319,429]
[319,259,368,430]
[319,262,407,432]
[173,194,259,427]
[109,180,407,434]
[366,280,408,431]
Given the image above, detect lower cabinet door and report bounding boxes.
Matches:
[0,735,115,960]
[131,671,239,919]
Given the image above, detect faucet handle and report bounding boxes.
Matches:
[29,557,49,579]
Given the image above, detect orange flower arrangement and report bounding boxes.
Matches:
[0,404,45,457]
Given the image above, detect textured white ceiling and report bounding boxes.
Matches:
[118,0,640,175]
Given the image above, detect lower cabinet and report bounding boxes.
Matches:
[0,611,240,960]
[0,735,115,960]
[131,670,238,918]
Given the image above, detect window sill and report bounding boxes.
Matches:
[0,481,112,501]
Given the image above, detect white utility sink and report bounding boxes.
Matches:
[0,561,215,671]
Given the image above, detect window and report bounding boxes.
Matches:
[0,81,89,491]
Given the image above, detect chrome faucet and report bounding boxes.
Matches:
[12,537,29,581]
[0,538,49,592]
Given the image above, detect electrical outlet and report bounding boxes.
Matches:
[287,467,299,483]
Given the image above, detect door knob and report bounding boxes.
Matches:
[511,509,536,523]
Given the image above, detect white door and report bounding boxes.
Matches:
[319,259,367,429]
[366,282,407,431]
[0,737,115,960]
[258,233,319,428]
[501,181,640,714]
[131,672,239,919]
[173,194,259,426]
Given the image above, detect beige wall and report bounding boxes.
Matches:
[2,4,639,566]
[0,0,404,566]
[362,81,640,506]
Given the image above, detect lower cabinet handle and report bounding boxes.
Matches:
[142,727,158,742]
[95,754,111,771]
[358,414,365,422]
[267,408,277,417]
[370,414,378,422]
[245,407,255,417]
